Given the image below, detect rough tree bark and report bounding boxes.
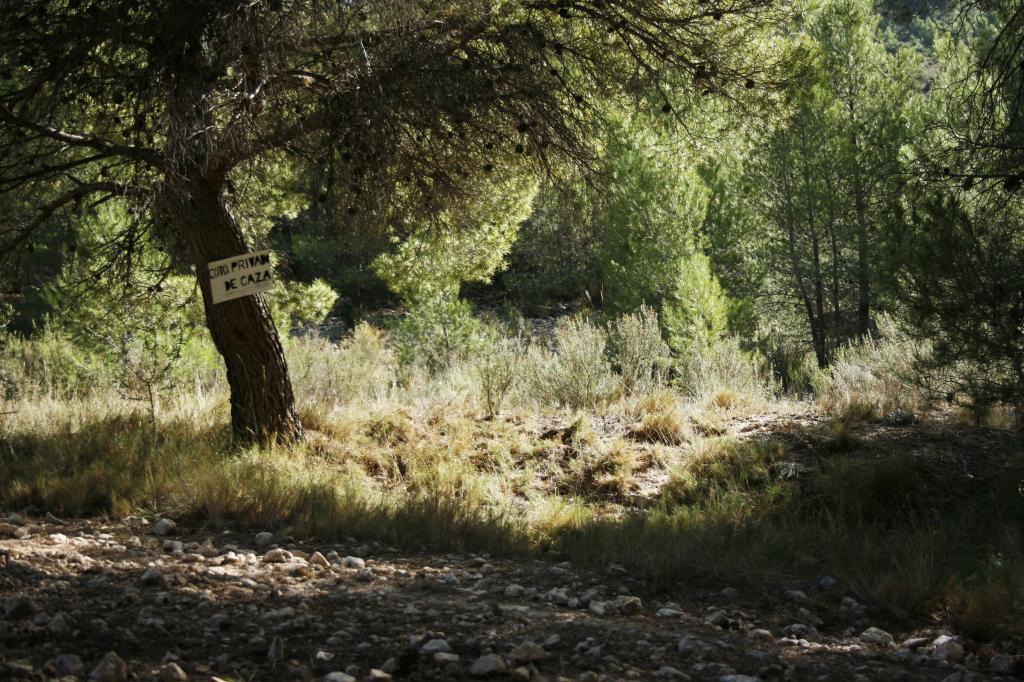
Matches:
[161,182,303,445]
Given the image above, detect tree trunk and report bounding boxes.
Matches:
[164,182,304,446]
[848,103,871,338]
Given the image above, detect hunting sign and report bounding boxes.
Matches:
[207,250,274,304]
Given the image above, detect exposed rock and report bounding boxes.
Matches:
[508,641,545,664]
[263,548,293,564]
[0,522,27,538]
[310,551,330,569]
[4,596,37,620]
[421,639,452,655]
[504,584,525,598]
[343,556,366,569]
[617,595,643,615]
[52,654,84,677]
[48,611,72,636]
[783,590,808,602]
[859,627,894,647]
[469,654,508,676]
[657,666,690,679]
[368,669,391,680]
[705,610,729,627]
[153,518,176,536]
[158,662,189,681]
[324,674,356,682]
[89,651,128,682]
[931,635,965,663]
[140,566,165,587]
[254,532,274,549]
[678,636,718,658]
[901,637,930,650]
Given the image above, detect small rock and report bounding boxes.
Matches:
[677,636,717,658]
[719,675,760,682]
[469,654,508,676]
[797,607,823,627]
[705,610,729,627]
[153,518,176,536]
[545,588,571,606]
[657,607,685,618]
[48,612,72,636]
[421,639,452,655]
[617,595,642,615]
[783,589,807,602]
[263,548,293,564]
[0,522,27,538]
[368,670,391,680]
[309,551,330,569]
[588,600,608,616]
[720,587,740,599]
[504,584,525,598]
[931,635,965,663]
[140,566,165,587]
[46,532,68,545]
[89,651,128,682]
[901,637,930,650]
[782,623,817,639]
[324,674,356,682]
[658,666,689,679]
[254,532,274,549]
[508,641,545,664]
[158,662,189,681]
[433,652,460,664]
[512,667,530,681]
[860,627,894,647]
[813,576,837,591]
[990,654,1013,673]
[4,596,37,620]
[52,654,84,677]
[343,556,366,569]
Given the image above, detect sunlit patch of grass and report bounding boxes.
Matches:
[2,387,1022,640]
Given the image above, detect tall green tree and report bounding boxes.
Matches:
[0,0,795,444]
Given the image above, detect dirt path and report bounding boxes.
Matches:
[1,515,1020,681]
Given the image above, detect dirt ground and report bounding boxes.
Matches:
[1,509,1022,681]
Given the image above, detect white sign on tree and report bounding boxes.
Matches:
[207,250,275,304]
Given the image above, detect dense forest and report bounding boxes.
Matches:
[1,1,1024,681]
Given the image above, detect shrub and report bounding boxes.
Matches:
[677,336,773,409]
[528,316,620,409]
[608,305,671,396]
[269,278,338,331]
[387,296,490,373]
[811,315,931,422]
[288,323,396,407]
[475,333,528,416]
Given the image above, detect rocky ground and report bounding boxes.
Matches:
[1,514,1021,682]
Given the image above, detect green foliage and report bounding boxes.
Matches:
[288,323,396,407]
[896,192,1024,417]
[528,316,620,409]
[387,296,491,373]
[503,181,601,310]
[607,305,671,396]
[596,118,731,357]
[268,278,338,331]
[373,175,537,305]
[475,333,527,416]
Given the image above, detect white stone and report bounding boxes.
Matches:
[153,519,176,536]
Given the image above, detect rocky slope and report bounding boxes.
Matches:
[1,515,1020,681]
